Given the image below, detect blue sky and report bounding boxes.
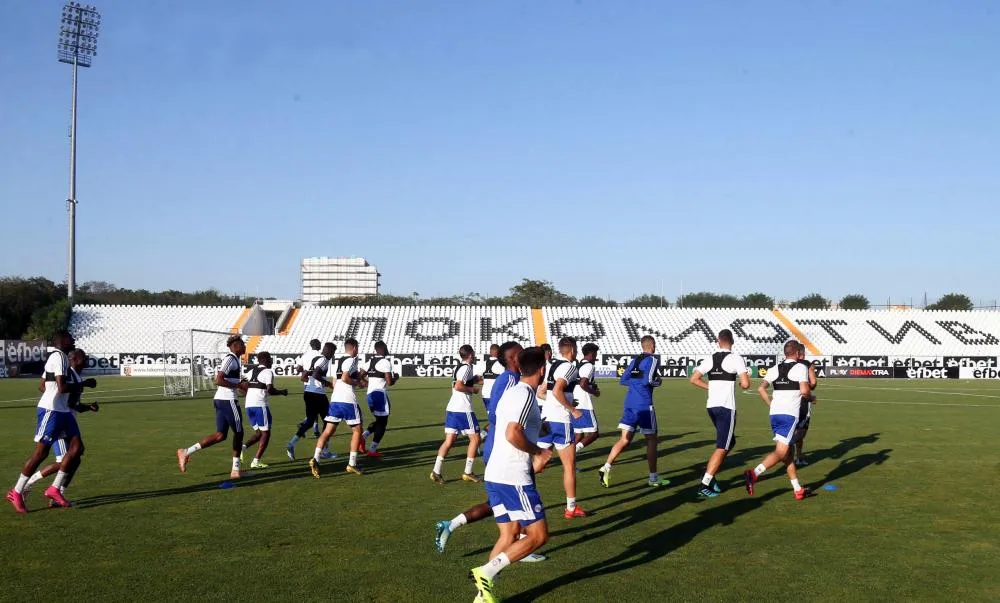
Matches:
[1,1,998,305]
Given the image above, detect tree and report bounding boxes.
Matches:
[25,299,72,341]
[741,292,774,308]
[839,294,870,310]
[790,293,830,309]
[507,279,576,307]
[579,295,618,307]
[623,294,669,307]
[0,277,63,339]
[926,293,973,311]
[677,292,741,308]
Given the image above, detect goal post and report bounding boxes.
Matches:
[162,329,234,397]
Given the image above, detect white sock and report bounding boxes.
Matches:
[791,478,802,492]
[649,472,658,483]
[449,514,468,532]
[601,463,611,473]
[14,474,29,494]
[289,435,300,446]
[232,457,241,471]
[52,471,68,489]
[185,443,202,456]
[362,430,372,440]
[433,456,444,475]
[478,553,511,579]
[370,441,379,452]
[566,497,576,511]
[241,445,247,453]
[754,463,767,477]
[702,473,714,487]
[464,457,475,474]
[349,451,358,467]
[575,442,584,452]
[26,471,44,489]
[313,447,322,462]
[59,486,66,494]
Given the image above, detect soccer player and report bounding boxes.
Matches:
[21,347,99,507]
[470,346,550,603]
[689,329,750,498]
[535,343,553,401]
[310,338,367,477]
[430,345,483,484]
[573,343,601,452]
[535,337,588,518]
[176,334,247,479]
[481,343,502,416]
[288,342,337,459]
[360,340,396,457]
[598,335,670,488]
[240,351,288,469]
[296,339,325,438]
[793,342,818,465]
[8,331,85,512]
[743,340,812,500]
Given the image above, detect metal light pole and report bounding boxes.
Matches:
[58,2,100,304]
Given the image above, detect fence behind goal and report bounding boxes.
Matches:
[162,329,233,397]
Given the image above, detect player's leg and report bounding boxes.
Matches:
[249,408,272,468]
[367,415,388,456]
[45,430,83,507]
[744,415,798,495]
[345,418,364,475]
[471,483,548,602]
[436,501,493,552]
[462,429,481,482]
[310,403,341,477]
[598,426,634,488]
[229,401,245,477]
[10,428,54,512]
[556,435,586,517]
[641,406,669,487]
[574,411,599,452]
[177,401,229,472]
[432,419,458,483]
[700,408,734,497]
[25,436,67,494]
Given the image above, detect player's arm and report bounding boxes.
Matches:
[757,379,772,406]
[505,422,543,456]
[647,358,662,388]
[689,369,709,391]
[382,362,395,387]
[37,378,45,393]
[267,385,288,396]
[552,378,580,418]
[799,380,812,398]
[739,371,750,390]
[453,367,478,393]
[808,365,818,390]
[578,375,599,396]
[214,371,239,389]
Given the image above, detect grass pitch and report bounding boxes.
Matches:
[1,376,998,602]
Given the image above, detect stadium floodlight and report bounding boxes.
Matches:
[57,2,101,304]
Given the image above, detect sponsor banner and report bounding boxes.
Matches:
[944,356,999,369]
[2,340,47,376]
[892,366,958,379]
[832,356,889,368]
[826,366,893,378]
[959,367,1000,380]
[0,363,7,379]
[403,364,462,378]
[593,366,619,379]
[121,364,191,377]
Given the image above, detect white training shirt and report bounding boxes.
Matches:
[245,367,273,408]
[367,357,393,394]
[214,353,242,401]
[763,360,810,416]
[446,363,476,413]
[695,350,749,410]
[331,356,360,404]
[484,381,541,486]
[482,358,503,401]
[574,361,596,410]
[38,350,71,413]
[541,361,578,422]
[303,351,329,395]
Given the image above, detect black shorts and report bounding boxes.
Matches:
[303,392,328,418]
[707,407,736,451]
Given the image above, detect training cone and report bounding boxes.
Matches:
[822,484,838,491]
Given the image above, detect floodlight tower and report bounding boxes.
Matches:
[58,2,101,304]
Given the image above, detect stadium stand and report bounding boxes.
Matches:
[68,304,1000,361]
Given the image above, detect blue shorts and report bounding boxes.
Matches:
[34,409,80,445]
[798,400,812,430]
[325,401,363,426]
[247,406,272,431]
[482,398,491,413]
[485,481,545,526]
[444,411,480,436]
[214,399,244,435]
[538,419,573,450]
[707,407,736,450]
[483,429,495,466]
[53,438,68,461]
[770,414,799,445]
[618,405,658,435]
[367,391,390,416]
[571,409,598,433]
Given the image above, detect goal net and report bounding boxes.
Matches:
[162,329,235,397]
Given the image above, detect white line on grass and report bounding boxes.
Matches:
[823,396,1000,408]
[823,384,1000,399]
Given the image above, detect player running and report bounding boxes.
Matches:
[177,335,247,479]
[287,342,337,460]
[360,340,396,457]
[793,342,818,465]
[295,339,325,438]
[743,340,812,500]
[8,331,85,512]
[240,351,288,469]
[535,343,553,400]
[21,347,99,507]
[430,345,483,485]
[470,346,550,603]
[573,343,601,453]
[535,337,588,518]
[689,329,750,498]
[598,335,670,488]
[310,338,367,477]
[481,344,502,414]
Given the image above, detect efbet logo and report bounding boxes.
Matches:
[616,366,626,378]
[758,367,768,377]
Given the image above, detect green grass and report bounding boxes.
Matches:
[1,376,999,602]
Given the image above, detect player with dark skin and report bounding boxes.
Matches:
[240,351,288,462]
[190,337,247,453]
[574,343,602,450]
[32,348,99,492]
